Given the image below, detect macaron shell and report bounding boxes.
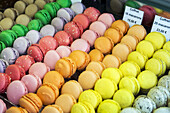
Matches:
[98,13,115,27]
[16,14,31,26]
[163,41,170,52]
[6,107,28,113]
[27,19,43,31]
[56,46,71,58]
[0,59,9,73]
[71,102,90,113]
[57,0,71,8]
[51,17,68,31]
[153,107,170,113]
[71,2,86,15]
[0,73,11,93]
[4,8,19,20]
[83,7,100,22]
[26,30,41,44]
[120,107,141,113]
[0,18,14,30]
[71,39,90,53]
[0,99,7,113]
[40,25,56,37]
[158,75,170,92]
[57,8,72,22]
[102,54,121,68]
[111,20,129,34]
[25,4,39,18]
[89,49,104,62]
[41,105,63,113]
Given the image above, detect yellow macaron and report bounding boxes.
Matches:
[163,41,170,52]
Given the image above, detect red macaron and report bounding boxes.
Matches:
[84,7,101,22]
[0,73,11,93]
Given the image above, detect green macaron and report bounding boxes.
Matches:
[34,9,51,25]
[57,0,72,8]
[0,41,6,53]
[44,2,61,18]
[125,0,141,9]
[27,19,43,31]
[0,30,18,47]
[12,24,28,37]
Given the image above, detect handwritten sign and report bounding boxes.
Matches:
[123,6,144,27]
[151,15,170,41]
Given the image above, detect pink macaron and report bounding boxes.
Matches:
[0,99,7,113]
[98,13,115,27]
[7,80,28,105]
[0,73,11,94]
[44,50,61,70]
[56,46,71,58]
[81,30,100,47]
[89,21,108,36]
[21,74,42,93]
[29,62,50,79]
[71,39,90,53]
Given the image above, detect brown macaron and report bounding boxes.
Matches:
[112,43,132,62]
[14,1,27,14]
[3,8,19,20]
[69,50,90,71]
[25,4,39,18]
[55,57,77,78]
[94,36,114,54]
[111,20,129,34]
[16,14,31,26]
[0,18,14,30]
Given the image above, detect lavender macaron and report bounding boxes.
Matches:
[13,37,31,55]
[71,2,86,15]
[0,59,9,73]
[57,8,75,22]
[40,24,56,37]
[0,47,19,64]
[25,30,42,44]
[51,17,68,31]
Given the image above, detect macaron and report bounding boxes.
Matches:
[35,0,48,9]
[51,17,68,31]
[98,13,115,27]
[78,90,102,109]
[89,49,104,62]
[43,71,64,89]
[102,54,122,68]
[83,7,100,22]
[111,20,129,34]
[0,73,11,93]
[57,8,75,22]
[158,75,170,92]
[81,30,99,47]
[71,102,95,113]
[136,40,155,58]
[29,62,50,79]
[0,18,14,30]
[153,107,170,113]
[127,24,147,41]
[61,80,83,100]
[40,25,56,37]
[71,0,82,4]
[153,49,170,69]
[137,70,157,93]
[27,19,43,31]
[7,80,28,105]
[69,50,90,70]
[71,2,86,15]
[23,0,34,4]
[119,77,140,95]
[6,107,28,113]
[54,31,73,46]
[113,89,135,108]
[127,51,148,69]
[101,68,123,84]
[133,95,156,113]
[112,43,132,62]
[78,70,100,90]
[41,105,63,113]
[120,107,141,113]
[56,46,71,58]
[25,4,39,18]
[55,57,77,78]
[39,36,58,54]
[44,50,61,70]
[13,37,31,55]
[64,21,83,39]
[0,12,4,21]
[145,58,166,77]
[1,47,19,64]
[73,14,90,30]
[125,0,141,9]
[37,83,59,105]
[56,0,72,8]
[12,24,28,37]
[0,41,6,53]
[55,94,77,113]
[104,27,123,44]
[145,32,166,50]
[110,0,125,14]
[14,1,27,14]
[119,61,140,78]
[3,8,19,20]
[97,99,121,113]
[86,61,105,77]
[19,93,43,113]
[34,9,51,25]
[89,21,108,36]
[0,30,18,47]
[94,36,114,54]
[94,78,117,99]
[44,2,61,18]
[25,30,42,44]
[27,44,45,62]
[16,14,31,27]
[0,59,9,73]
[71,39,90,53]
[21,74,42,93]
[5,64,25,81]
[163,41,170,52]
[120,35,139,51]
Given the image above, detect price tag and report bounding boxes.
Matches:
[123,6,144,27]
[151,15,170,41]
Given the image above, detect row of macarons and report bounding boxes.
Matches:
[0,0,82,30]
